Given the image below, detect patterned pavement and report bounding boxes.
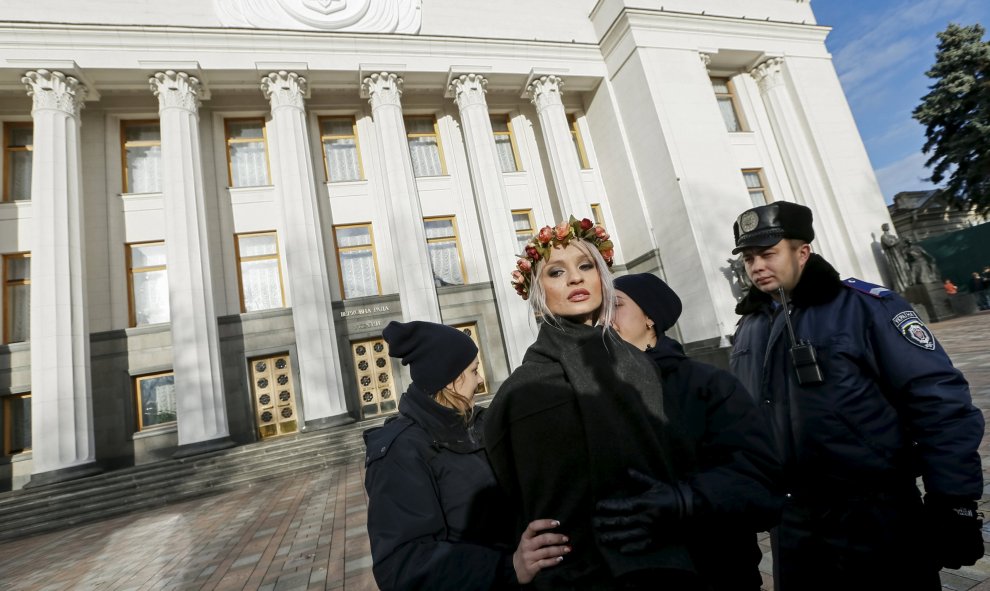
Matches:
[1,312,989,590]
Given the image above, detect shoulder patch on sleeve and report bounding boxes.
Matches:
[363,416,414,467]
[843,277,893,298]
[891,310,936,351]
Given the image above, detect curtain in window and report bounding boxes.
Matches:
[408,137,443,177]
[230,142,269,187]
[8,151,32,201]
[126,145,162,193]
[241,259,282,312]
[718,98,741,132]
[494,135,517,173]
[140,375,177,427]
[8,283,29,342]
[427,242,463,285]
[340,249,378,298]
[134,269,170,325]
[325,138,361,182]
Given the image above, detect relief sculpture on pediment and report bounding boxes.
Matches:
[214,0,421,33]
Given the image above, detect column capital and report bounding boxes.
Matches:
[361,72,404,109]
[526,75,564,113]
[261,70,307,111]
[448,73,489,111]
[22,69,87,117]
[699,52,713,74]
[751,58,785,93]
[149,70,202,113]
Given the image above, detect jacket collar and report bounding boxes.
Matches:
[399,384,482,451]
[735,253,842,315]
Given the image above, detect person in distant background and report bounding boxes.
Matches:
[943,278,958,295]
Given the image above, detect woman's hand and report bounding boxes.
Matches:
[512,519,571,584]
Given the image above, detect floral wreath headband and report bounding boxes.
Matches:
[511,216,614,300]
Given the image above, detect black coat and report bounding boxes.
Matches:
[731,254,983,500]
[648,337,782,591]
[364,386,514,591]
[484,318,700,590]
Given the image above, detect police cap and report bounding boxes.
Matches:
[732,201,814,255]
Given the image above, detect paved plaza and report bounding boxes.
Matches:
[1,312,990,591]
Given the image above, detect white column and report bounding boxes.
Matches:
[750,58,853,268]
[261,71,347,419]
[22,69,99,482]
[527,75,590,220]
[449,74,537,367]
[149,71,232,453]
[361,72,441,323]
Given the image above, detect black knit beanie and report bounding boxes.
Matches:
[382,321,478,394]
[614,273,682,333]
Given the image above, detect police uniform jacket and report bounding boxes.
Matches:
[730,253,983,501]
[363,386,515,591]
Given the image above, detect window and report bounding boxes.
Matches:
[405,116,446,177]
[712,78,746,133]
[320,116,363,182]
[424,216,467,286]
[334,224,382,299]
[3,123,32,202]
[127,242,170,327]
[2,393,30,455]
[120,120,162,194]
[512,209,535,253]
[225,118,270,188]
[235,232,284,312]
[491,114,521,173]
[590,203,604,226]
[134,372,176,430]
[2,253,29,344]
[742,169,770,207]
[568,114,591,169]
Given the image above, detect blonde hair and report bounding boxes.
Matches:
[433,379,474,422]
[527,239,616,328]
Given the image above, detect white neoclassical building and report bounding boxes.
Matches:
[0,0,892,490]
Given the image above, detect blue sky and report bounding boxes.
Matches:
[811,0,990,203]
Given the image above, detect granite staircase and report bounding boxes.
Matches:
[0,416,386,542]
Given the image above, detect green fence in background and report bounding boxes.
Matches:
[920,223,990,291]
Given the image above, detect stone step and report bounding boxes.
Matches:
[0,416,387,542]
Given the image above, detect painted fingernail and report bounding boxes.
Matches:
[562,536,569,543]
[564,546,572,553]
[552,520,560,527]
[556,556,564,562]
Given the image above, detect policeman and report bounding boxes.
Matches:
[729,202,984,591]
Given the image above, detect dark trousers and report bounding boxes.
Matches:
[771,492,941,591]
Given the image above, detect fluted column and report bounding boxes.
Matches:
[527,75,590,220]
[260,71,347,419]
[149,71,232,454]
[750,58,849,265]
[449,74,536,367]
[361,72,441,323]
[22,70,100,484]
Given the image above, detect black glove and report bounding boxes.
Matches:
[925,495,984,570]
[593,469,694,554]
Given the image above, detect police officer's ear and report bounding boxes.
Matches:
[791,240,812,267]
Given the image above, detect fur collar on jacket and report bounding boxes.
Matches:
[735,253,842,315]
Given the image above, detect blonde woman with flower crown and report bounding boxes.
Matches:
[484,217,704,590]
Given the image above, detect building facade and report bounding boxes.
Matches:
[0,0,892,490]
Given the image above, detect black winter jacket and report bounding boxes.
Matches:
[648,337,782,590]
[485,318,699,590]
[730,254,983,501]
[364,387,515,591]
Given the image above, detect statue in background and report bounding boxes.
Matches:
[903,239,940,285]
[727,254,752,299]
[880,223,910,291]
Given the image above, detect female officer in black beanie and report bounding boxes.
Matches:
[595,273,782,590]
[364,320,568,590]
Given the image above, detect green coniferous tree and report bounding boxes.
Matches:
[912,23,990,216]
